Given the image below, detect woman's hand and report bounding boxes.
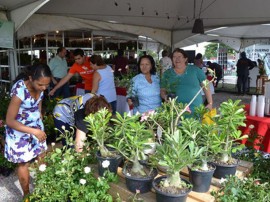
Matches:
[205,102,213,110]
[33,129,47,142]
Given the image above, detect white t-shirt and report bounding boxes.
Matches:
[160,56,172,73]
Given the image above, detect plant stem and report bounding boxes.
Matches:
[167,171,182,188]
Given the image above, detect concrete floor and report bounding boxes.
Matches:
[0,89,253,202]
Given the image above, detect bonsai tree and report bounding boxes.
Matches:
[84,108,114,157]
[211,99,248,164]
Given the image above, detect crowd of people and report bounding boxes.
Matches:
[5,47,241,199]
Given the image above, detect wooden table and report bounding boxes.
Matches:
[103,160,253,202]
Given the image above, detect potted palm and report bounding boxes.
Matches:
[108,112,158,193]
[84,108,122,176]
[210,99,248,179]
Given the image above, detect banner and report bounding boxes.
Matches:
[0,20,14,49]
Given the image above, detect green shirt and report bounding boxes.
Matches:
[161,65,206,113]
[48,55,68,78]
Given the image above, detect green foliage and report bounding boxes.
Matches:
[211,175,270,202]
[0,152,16,169]
[204,42,236,60]
[109,112,153,175]
[84,108,114,157]
[211,99,247,163]
[29,145,116,201]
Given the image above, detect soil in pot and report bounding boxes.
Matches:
[211,159,238,179]
[152,175,192,202]
[188,164,216,193]
[123,163,158,193]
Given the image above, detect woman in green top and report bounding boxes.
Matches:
[160,48,213,113]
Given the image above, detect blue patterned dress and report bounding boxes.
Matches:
[4,80,47,163]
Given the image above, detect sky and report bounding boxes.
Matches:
[183,42,210,55]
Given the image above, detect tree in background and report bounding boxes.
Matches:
[204,43,236,60]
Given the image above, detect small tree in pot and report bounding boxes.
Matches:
[108,112,157,193]
[84,108,122,176]
[210,99,248,179]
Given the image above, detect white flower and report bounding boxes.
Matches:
[126,172,131,176]
[51,142,55,147]
[39,164,46,172]
[118,68,122,71]
[102,160,110,168]
[80,179,86,185]
[249,124,255,129]
[61,125,66,130]
[125,65,129,69]
[219,178,227,184]
[84,166,91,174]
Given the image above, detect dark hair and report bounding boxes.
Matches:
[117,49,124,56]
[14,63,52,83]
[89,55,106,66]
[195,53,202,60]
[240,51,247,59]
[84,95,112,115]
[137,55,156,75]
[162,50,168,57]
[57,47,65,54]
[73,49,84,57]
[207,61,212,66]
[172,48,189,65]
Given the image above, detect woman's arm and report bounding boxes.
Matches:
[6,96,46,142]
[202,83,213,110]
[91,71,101,94]
[75,128,87,152]
[160,88,168,101]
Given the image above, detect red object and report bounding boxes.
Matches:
[116,87,127,96]
[239,104,270,153]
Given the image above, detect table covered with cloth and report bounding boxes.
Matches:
[239,104,270,153]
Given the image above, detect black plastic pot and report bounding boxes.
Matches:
[123,166,158,193]
[211,161,238,179]
[188,164,216,193]
[152,176,192,202]
[96,151,122,176]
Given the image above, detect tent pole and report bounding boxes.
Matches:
[46,33,49,64]
[91,32,94,54]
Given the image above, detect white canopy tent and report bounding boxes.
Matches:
[1,0,270,81]
[1,0,270,50]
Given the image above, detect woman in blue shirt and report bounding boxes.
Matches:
[127,55,161,114]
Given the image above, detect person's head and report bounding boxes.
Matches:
[162,50,169,57]
[137,55,156,75]
[89,55,106,70]
[240,52,247,59]
[73,49,85,65]
[57,47,67,58]
[195,53,203,60]
[15,64,52,92]
[84,95,112,115]
[207,61,212,66]
[172,48,189,67]
[117,49,124,57]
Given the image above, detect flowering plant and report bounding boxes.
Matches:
[29,142,117,201]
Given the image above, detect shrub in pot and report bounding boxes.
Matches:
[148,99,205,202]
[109,112,157,193]
[210,99,248,179]
[84,108,122,176]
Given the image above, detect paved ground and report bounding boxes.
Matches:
[0,88,252,202]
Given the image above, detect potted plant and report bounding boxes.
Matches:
[182,106,217,192]
[84,108,122,176]
[108,112,158,193]
[29,142,117,201]
[210,99,248,179]
[148,99,205,202]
